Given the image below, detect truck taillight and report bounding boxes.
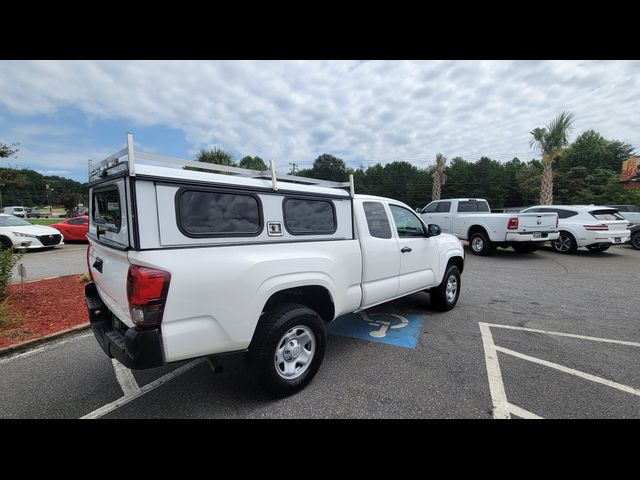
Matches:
[87,245,94,281]
[507,217,519,230]
[584,224,609,231]
[127,265,171,329]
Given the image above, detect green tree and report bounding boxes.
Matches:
[238,156,268,171]
[309,154,349,182]
[196,147,236,166]
[529,111,575,205]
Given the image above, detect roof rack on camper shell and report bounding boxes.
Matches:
[88,133,355,198]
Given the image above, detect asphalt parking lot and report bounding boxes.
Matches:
[1,242,639,418]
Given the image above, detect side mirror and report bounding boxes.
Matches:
[428,224,441,237]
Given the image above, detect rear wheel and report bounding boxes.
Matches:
[512,243,538,254]
[586,244,610,253]
[552,231,577,254]
[469,231,495,256]
[429,265,461,311]
[247,303,326,398]
[631,231,640,251]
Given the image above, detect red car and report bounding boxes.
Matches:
[50,215,89,242]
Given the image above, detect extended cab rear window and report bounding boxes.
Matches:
[363,201,392,239]
[283,197,336,235]
[93,187,122,232]
[177,189,262,237]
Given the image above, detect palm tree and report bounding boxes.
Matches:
[431,153,447,201]
[196,147,235,166]
[529,111,575,205]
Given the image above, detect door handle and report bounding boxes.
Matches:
[401,247,412,253]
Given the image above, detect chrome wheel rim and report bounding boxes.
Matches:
[446,275,458,303]
[274,325,315,380]
[471,237,484,252]
[554,234,572,252]
[633,234,640,249]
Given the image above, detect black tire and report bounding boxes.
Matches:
[512,243,538,254]
[631,232,640,251]
[0,236,13,250]
[586,244,610,253]
[468,231,495,256]
[247,303,326,398]
[551,231,577,254]
[429,265,461,311]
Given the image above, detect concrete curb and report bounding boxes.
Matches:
[0,323,91,358]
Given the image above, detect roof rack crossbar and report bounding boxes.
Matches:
[89,134,355,197]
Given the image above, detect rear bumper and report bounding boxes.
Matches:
[579,230,630,247]
[85,282,165,369]
[505,231,559,242]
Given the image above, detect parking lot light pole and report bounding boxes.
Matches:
[46,184,53,216]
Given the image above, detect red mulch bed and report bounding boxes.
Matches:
[0,275,89,349]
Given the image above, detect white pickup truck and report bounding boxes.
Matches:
[85,135,465,397]
[417,198,559,255]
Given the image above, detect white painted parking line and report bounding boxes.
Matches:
[479,322,511,419]
[81,358,205,419]
[111,359,140,396]
[483,323,640,348]
[0,332,92,364]
[479,322,640,420]
[505,403,543,419]
[494,345,640,398]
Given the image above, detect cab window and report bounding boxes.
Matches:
[389,205,426,237]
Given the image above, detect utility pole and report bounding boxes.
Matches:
[46,184,53,216]
[289,162,298,175]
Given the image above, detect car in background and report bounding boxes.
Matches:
[26,208,50,218]
[49,215,89,241]
[606,205,640,225]
[520,205,631,254]
[629,224,640,250]
[3,206,25,218]
[0,214,64,250]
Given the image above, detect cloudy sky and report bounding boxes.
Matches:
[1,60,639,182]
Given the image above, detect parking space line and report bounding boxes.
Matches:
[494,345,640,398]
[505,403,543,419]
[111,359,140,395]
[0,332,92,364]
[483,323,640,348]
[81,358,205,419]
[479,322,511,419]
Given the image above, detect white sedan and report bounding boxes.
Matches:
[0,214,64,250]
[520,205,630,253]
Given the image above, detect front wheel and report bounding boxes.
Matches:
[247,303,326,398]
[631,232,640,251]
[429,265,461,311]
[586,244,610,252]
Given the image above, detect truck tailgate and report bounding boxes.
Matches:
[518,212,557,231]
[88,240,132,326]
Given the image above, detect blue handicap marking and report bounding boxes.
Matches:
[327,311,424,348]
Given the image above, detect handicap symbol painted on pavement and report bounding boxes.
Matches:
[326,311,424,348]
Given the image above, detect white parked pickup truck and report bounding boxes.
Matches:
[417,198,559,256]
[85,135,465,397]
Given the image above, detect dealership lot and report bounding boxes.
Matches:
[1,243,639,418]
[11,243,88,283]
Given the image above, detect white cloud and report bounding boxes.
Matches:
[1,60,639,176]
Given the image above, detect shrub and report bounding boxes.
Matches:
[0,248,22,300]
[0,297,22,329]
